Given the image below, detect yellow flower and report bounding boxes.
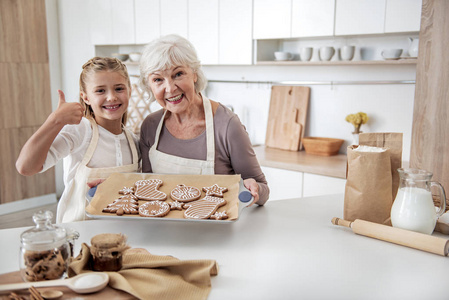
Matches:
[345,112,369,133]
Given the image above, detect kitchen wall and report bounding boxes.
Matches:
[53,0,417,196]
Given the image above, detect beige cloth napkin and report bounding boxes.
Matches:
[69,243,218,300]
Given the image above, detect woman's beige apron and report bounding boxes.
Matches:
[149,94,215,175]
[57,118,139,223]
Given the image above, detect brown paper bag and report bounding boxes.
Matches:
[359,132,403,200]
[344,145,393,224]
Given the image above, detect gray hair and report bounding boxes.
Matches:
[139,34,207,101]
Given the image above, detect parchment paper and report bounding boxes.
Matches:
[85,173,241,221]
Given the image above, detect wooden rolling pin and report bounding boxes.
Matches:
[332,217,449,256]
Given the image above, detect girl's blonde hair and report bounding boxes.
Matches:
[139,34,207,101]
[79,57,131,125]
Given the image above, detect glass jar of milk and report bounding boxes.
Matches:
[391,168,447,234]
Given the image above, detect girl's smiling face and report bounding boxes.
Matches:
[81,70,130,129]
[148,65,199,114]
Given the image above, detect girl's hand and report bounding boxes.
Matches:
[52,90,84,125]
[243,178,259,206]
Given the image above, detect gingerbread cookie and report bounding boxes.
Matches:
[139,201,170,217]
[102,195,139,216]
[134,179,167,201]
[210,211,228,220]
[170,184,201,202]
[202,184,228,197]
[170,201,184,211]
[119,186,134,195]
[183,196,227,219]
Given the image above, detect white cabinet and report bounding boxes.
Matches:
[303,173,346,198]
[160,0,188,38]
[262,167,303,201]
[134,0,160,44]
[262,167,346,201]
[385,0,422,33]
[335,0,386,35]
[253,0,291,39]
[291,0,335,37]
[89,0,135,45]
[188,0,219,65]
[219,0,253,65]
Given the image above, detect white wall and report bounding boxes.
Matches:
[202,64,416,162]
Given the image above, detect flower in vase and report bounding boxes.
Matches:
[345,112,369,134]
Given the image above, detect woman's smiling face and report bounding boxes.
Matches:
[81,70,130,126]
[148,65,198,114]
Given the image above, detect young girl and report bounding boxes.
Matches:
[16,57,140,223]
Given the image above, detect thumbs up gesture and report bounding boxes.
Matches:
[54,90,85,125]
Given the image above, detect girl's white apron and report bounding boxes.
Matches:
[56,118,139,223]
[149,94,215,175]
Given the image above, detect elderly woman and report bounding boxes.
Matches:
[139,34,269,205]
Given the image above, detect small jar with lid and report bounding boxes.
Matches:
[19,211,71,282]
[90,233,128,271]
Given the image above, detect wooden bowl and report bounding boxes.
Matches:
[302,137,344,156]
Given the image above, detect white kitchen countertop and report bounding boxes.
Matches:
[1,194,448,299]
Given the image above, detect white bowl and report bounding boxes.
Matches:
[111,53,129,62]
[274,51,292,61]
[129,52,142,62]
[381,49,403,60]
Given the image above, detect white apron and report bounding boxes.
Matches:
[149,94,215,175]
[56,118,139,223]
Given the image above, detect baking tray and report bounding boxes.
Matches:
[85,173,253,223]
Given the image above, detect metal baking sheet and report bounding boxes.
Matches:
[85,173,252,223]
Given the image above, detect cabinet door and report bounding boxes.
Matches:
[303,173,346,198]
[253,0,291,39]
[188,0,218,65]
[219,0,253,65]
[160,0,188,38]
[291,0,335,37]
[261,167,303,201]
[335,0,386,35]
[89,0,135,45]
[135,0,160,44]
[111,0,135,44]
[89,0,113,45]
[385,0,422,33]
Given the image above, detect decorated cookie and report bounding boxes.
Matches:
[202,184,228,197]
[139,201,170,217]
[170,184,201,202]
[102,195,139,215]
[119,186,135,195]
[134,179,167,201]
[210,211,228,220]
[170,201,184,211]
[183,196,227,219]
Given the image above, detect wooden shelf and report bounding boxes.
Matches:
[253,145,347,179]
[256,59,417,66]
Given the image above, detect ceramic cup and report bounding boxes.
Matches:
[299,47,313,61]
[319,46,335,61]
[340,45,355,61]
[274,51,292,61]
[381,49,403,60]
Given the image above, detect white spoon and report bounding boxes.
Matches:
[0,272,109,294]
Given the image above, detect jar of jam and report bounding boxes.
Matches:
[19,211,71,282]
[90,233,128,271]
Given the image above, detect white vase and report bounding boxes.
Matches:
[351,133,360,145]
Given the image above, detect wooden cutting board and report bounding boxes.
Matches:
[265,86,310,151]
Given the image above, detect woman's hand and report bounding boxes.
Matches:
[243,178,259,206]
